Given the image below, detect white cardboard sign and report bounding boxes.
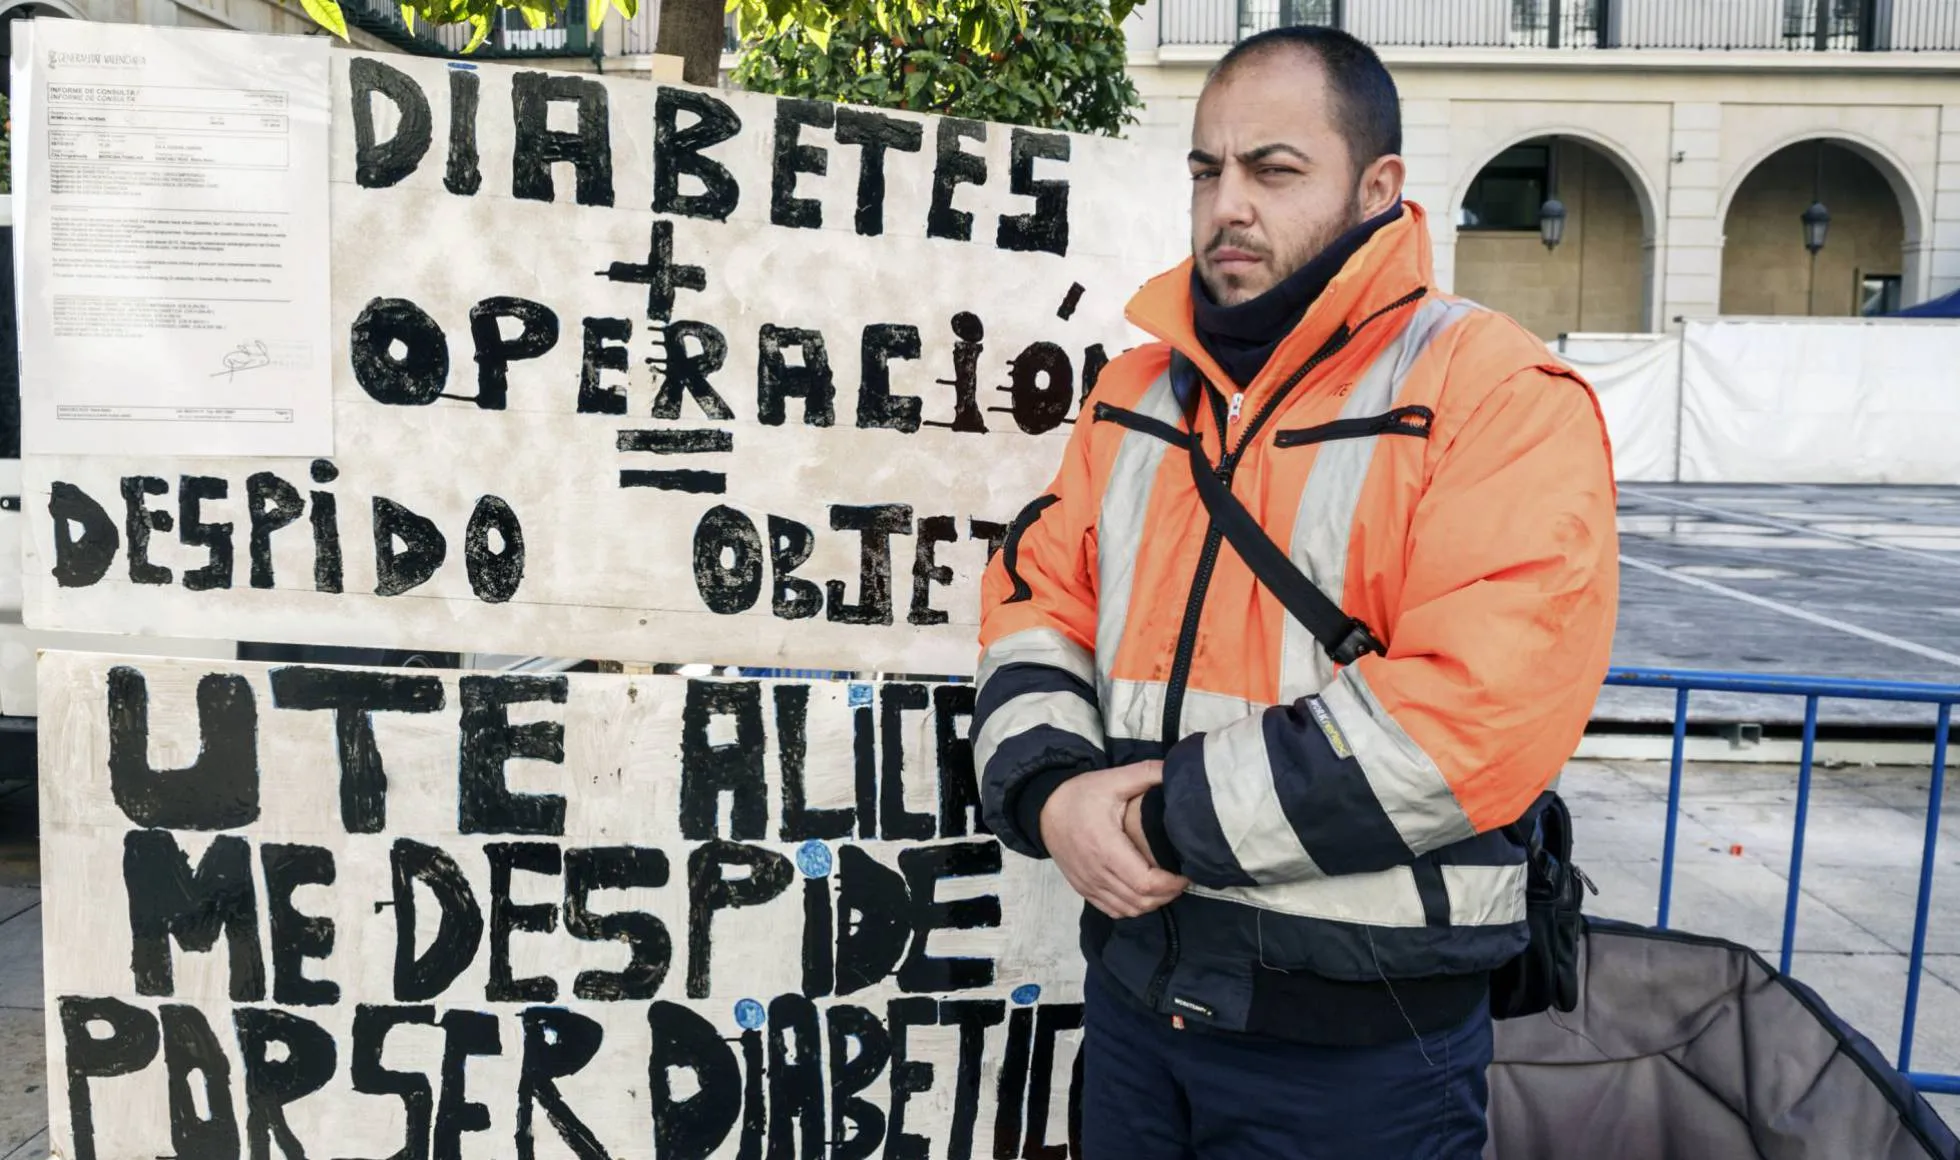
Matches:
[38,649,1087,1160]
[23,30,1188,673]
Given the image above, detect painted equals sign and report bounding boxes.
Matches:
[618,428,733,494]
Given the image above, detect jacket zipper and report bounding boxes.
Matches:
[1138,286,1426,1016]
[1157,285,1425,747]
[1272,404,1435,448]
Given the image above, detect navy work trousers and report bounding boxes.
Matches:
[1079,970,1494,1159]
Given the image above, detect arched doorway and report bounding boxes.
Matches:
[1453,135,1656,338]
[1719,140,1911,317]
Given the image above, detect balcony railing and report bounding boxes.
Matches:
[1158,0,1960,51]
[342,0,596,57]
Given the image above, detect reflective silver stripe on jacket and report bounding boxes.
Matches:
[1277,296,1482,703]
[1094,373,1182,707]
[1191,861,1525,927]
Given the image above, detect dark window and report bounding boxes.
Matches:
[1861,273,1901,317]
[1279,0,1339,25]
[1460,145,1549,231]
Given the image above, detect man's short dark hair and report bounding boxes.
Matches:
[1210,26,1402,171]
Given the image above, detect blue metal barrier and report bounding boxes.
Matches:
[1605,666,1960,1094]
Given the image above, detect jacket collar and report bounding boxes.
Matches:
[1127,199,1439,407]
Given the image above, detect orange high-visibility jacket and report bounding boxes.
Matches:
[974,202,1620,1035]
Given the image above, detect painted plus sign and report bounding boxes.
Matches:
[596,219,705,322]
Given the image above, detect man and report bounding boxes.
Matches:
[973,25,1620,1159]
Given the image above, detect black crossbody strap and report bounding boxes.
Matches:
[1172,353,1386,667]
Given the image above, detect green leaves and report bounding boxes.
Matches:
[732,0,1139,136]
[300,0,350,38]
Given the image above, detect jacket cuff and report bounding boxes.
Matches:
[1138,785,1182,874]
[1012,767,1084,859]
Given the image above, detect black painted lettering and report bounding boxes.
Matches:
[802,875,834,1000]
[934,685,983,838]
[826,1005,888,1160]
[738,1024,765,1160]
[445,67,482,196]
[467,297,560,410]
[350,58,432,188]
[578,317,632,414]
[372,497,446,597]
[909,516,957,627]
[680,680,768,840]
[885,997,937,1160]
[601,220,705,324]
[648,1002,739,1160]
[125,832,265,1000]
[459,674,568,835]
[768,994,824,1160]
[898,841,1001,992]
[653,320,734,420]
[122,475,172,586]
[464,495,525,603]
[967,518,1009,562]
[48,481,118,588]
[834,108,923,237]
[756,326,835,427]
[390,839,484,1002]
[517,1007,610,1160]
[928,119,988,243]
[990,1007,1034,1160]
[235,1007,336,1160]
[59,996,161,1160]
[834,844,908,997]
[162,1004,240,1160]
[487,842,562,1003]
[108,665,258,831]
[261,844,338,1007]
[769,515,822,621]
[826,503,911,626]
[685,840,793,998]
[309,461,343,594]
[771,99,832,230]
[350,1004,437,1160]
[654,87,742,221]
[245,473,303,590]
[563,846,671,1001]
[940,1000,1006,1160]
[854,705,877,839]
[511,71,614,206]
[880,684,935,841]
[857,324,922,432]
[1081,343,1109,404]
[1004,342,1074,435]
[352,298,449,406]
[1024,1004,1085,1159]
[935,312,988,434]
[269,666,444,834]
[776,685,851,841]
[434,1011,500,1160]
[179,475,233,591]
[997,130,1070,255]
[692,505,763,615]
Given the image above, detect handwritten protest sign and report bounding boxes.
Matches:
[23,31,1187,673]
[39,651,1086,1160]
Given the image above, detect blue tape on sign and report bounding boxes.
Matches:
[1011,984,1042,1005]
[734,999,766,1030]
[796,840,833,878]
[849,684,872,708]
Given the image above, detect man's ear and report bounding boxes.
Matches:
[1357,154,1406,220]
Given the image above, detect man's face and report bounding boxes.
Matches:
[1189,52,1367,306]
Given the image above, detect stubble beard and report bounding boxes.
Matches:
[1197,191,1368,307]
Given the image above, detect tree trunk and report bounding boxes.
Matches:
[654,0,728,86]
